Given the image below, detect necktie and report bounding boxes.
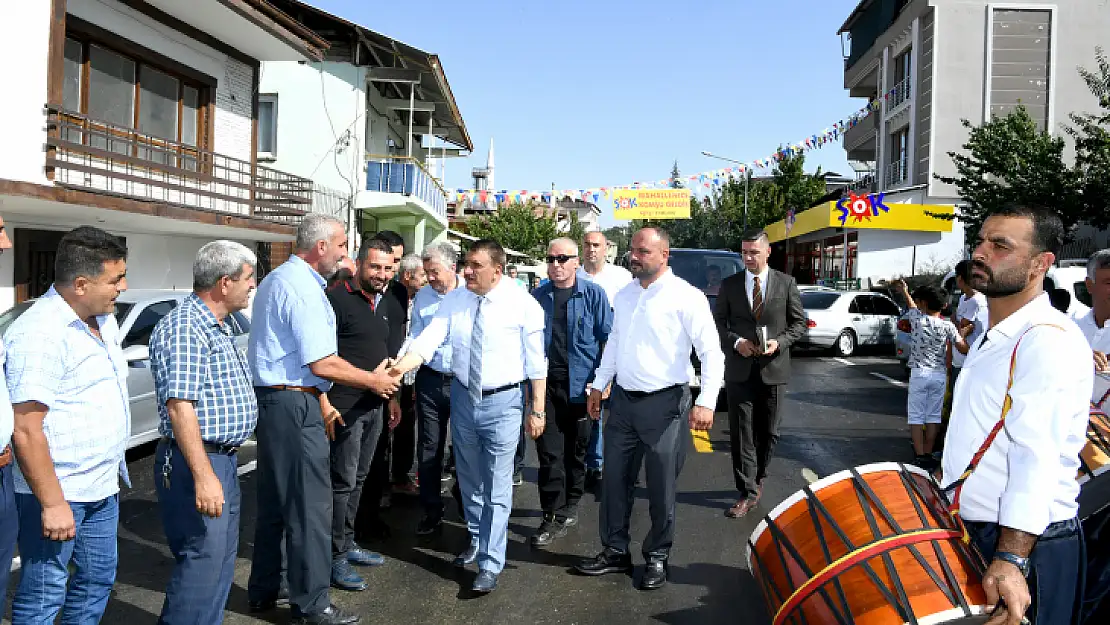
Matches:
[468,296,486,405]
[752,276,764,321]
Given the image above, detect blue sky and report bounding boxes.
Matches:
[315,0,865,226]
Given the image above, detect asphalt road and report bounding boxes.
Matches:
[3,350,912,624]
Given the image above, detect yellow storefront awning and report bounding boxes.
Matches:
[766,193,955,243]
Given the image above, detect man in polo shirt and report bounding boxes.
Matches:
[149,240,258,623]
[325,238,405,592]
[6,226,129,623]
[248,214,399,625]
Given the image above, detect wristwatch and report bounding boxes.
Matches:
[993,551,1031,577]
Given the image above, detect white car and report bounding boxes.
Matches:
[940,263,1091,318]
[798,290,903,357]
[0,289,251,449]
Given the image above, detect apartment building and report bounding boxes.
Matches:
[258,0,472,255]
[807,0,1110,282]
[0,0,339,309]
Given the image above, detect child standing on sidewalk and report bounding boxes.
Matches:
[894,280,971,469]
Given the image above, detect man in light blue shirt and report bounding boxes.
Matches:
[390,239,547,594]
[408,241,464,535]
[6,226,130,624]
[0,214,15,610]
[247,214,398,625]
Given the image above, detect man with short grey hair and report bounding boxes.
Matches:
[149,240,258,623]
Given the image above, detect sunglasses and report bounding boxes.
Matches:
[546,254,578,264]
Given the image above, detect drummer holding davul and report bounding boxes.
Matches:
[941,205,1091,625]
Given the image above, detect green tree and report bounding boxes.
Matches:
[1068,47,1110,229]
[602,225,631,254]
[934,105,1084,243]
[465,201,561,261]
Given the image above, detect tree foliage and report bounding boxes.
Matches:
[464,202,561,261]
[1068,47,1110,229]
[934,105,1085,243]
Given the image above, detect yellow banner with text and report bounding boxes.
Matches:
[613,189,692,220]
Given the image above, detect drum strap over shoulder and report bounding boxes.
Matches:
[943,323,1065,543]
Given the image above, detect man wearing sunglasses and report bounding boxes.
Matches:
[529,239,612,548]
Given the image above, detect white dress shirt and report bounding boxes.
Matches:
[593,269,725,409]
[745,266,770,310]
[941,294,1092,535]
[409,277,547,389]
[582,263,634,308]
[1076,309,1110,407]
[0,342,12,451]
[952,292,988,368]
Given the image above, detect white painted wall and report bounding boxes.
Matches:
[855,226,966,283]
[0,1,53,185]
[259,61,366,198]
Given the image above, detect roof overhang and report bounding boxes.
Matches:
[135,0,328,61]
[838,0,876,34]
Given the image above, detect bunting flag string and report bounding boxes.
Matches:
[452,83,897,208]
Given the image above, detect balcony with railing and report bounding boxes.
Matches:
[884,158,908,189]
[365,155,448,222]
[44,105,312,226]
[889,76,913,110]
[842,112,878,162]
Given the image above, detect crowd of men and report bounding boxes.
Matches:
[0,203,1108,625]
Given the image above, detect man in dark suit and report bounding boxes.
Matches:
[713,229,805,519]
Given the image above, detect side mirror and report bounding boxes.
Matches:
[122,345,150,366]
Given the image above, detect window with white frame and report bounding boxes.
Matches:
[888,127,909,186]
[990,8,1052,131]
[258,94,278,159]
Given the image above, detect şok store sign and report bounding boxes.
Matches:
[764,193,955,243]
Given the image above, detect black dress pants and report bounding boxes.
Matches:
[726,376,784,501]
[535,380,590,520]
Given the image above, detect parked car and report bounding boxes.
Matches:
[940,263,1091,319]
[0,289,251,449]
[798,290,902,357]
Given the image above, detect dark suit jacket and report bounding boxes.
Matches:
[713,269,806,385]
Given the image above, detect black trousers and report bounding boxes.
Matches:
[1082,505,1110,624]
[391,383,417,483]
[726,377,784,500]
[415,367,454,518]
[967,517,1085,625]
[535,380,590,520]
[248,388,331,617]
[329,404,384,559]
[600,384,690,561]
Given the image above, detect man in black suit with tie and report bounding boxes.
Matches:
[713,229,805,519]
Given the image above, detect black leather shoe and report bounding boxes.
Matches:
[530,515,569,548]
[640,559,668,590]
[574,549,633,576]
[585,468,602,490]
[248,587,289,612]
[472,570,498,593]
[292,603,360,624]
[453,544,479,567]
[416,514,443,536]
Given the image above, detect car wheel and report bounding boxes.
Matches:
[833,330,857,357]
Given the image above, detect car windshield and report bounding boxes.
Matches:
[114,302,134,324]
[801,291,841,310]
[668,251,744,297]
[0,301,34,336]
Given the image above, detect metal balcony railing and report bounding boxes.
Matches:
[365,155,448,221]
[890,77,912,109]
[44,105,312,226]
[884,158,908,188]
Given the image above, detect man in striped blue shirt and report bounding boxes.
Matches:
[149,241,258,624]
[6,226,130,624]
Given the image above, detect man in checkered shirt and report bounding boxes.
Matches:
[149,240,258,624]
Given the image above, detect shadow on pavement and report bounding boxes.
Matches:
[653,563,769,625]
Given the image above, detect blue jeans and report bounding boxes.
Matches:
[13,493,119,625]
[0,463,18,611]
[450,380,522,575]
[585,400,608,470]
[154,440,241,624]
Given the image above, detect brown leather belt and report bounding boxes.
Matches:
[0,445,12,469]
[262,384,322,397]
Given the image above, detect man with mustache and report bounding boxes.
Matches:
[940,205,1091,625]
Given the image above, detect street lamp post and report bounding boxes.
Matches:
[702,151,749,232]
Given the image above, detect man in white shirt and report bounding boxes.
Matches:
[574,227,724,591]
[0,214,14,604]
[388,239,547,594]
[939,260,988,450]
[579,231,633,487]
[941,205,1091,625]
[1076,248,1110,623]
